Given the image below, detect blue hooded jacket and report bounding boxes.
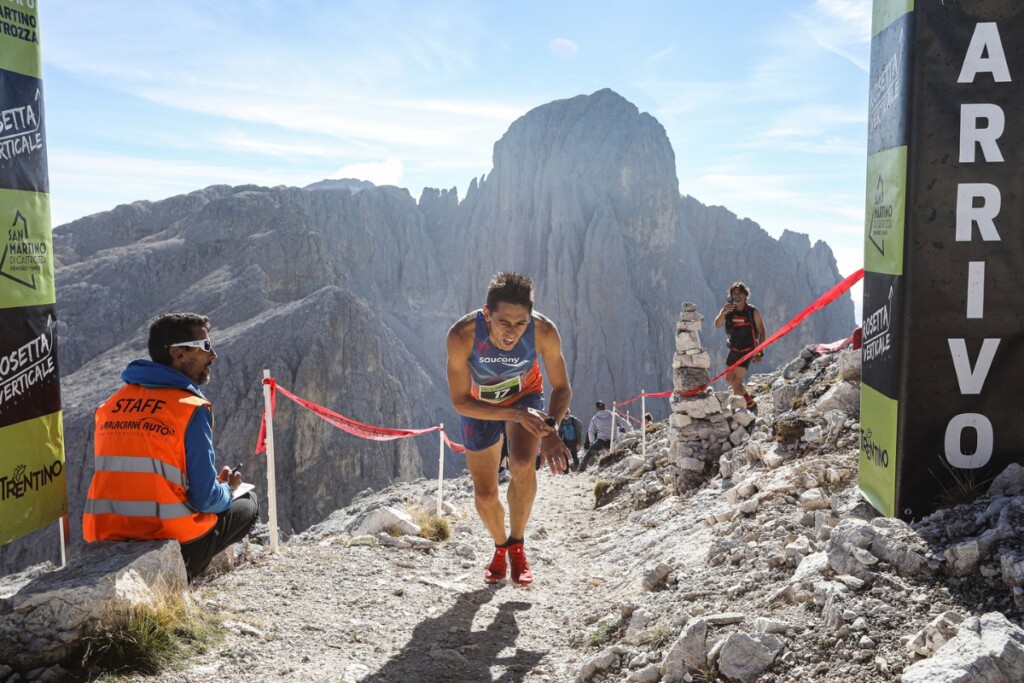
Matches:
[120,359,232,514]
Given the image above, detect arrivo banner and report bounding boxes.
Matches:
[860,1,1024,519]
[0,3,66,547]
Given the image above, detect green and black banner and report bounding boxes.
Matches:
[0,1,66,546]
[861,0,1024,519]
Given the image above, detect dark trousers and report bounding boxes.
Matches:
[579,439,610,472]
[180,492,259,581]
[562,440,580,473]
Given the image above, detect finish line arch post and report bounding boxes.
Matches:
[860,1,1024,519]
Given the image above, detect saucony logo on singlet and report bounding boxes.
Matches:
[478,356,526,364]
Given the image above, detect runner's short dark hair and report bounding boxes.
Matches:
[486,271,534,312]
[149,313,211,366]
[595,400,605,409]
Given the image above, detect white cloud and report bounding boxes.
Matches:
[801,0,873,71]
[549,38,579,59]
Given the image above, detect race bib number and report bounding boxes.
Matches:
[478,376,522,404]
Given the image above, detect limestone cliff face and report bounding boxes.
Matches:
[1,185,440,575]
[1,89,857,573]
[439,89,716,406]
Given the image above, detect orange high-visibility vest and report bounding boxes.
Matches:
[83,384,218,543]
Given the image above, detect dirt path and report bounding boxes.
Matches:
[137,467,684,683]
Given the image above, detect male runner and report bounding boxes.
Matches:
[714,281,767,409]
[446,272,571,586]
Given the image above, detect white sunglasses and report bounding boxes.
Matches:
[168,339,214,353]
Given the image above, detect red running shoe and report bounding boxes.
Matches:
[507,542,534,587]
[484,545,507,584]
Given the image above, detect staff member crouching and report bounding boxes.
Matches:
[83,313,259,582]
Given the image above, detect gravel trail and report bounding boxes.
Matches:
[140,468,658,683]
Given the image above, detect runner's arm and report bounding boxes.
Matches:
[534,315,572,474]
[535,316,572,424]
[714,303,734,328]
[753,308,767,361]
[445,318,520,422]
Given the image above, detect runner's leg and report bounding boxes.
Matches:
[505,420,541,540]
[726,365,747,396]
[466,438,508,545]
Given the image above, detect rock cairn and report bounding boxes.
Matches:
[669,303,757,492]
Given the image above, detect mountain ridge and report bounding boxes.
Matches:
[0,88,856,575]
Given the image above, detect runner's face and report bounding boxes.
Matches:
[730,290,747,308]
[484,303,531,351]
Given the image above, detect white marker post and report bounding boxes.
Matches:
[641,390,647,460]
[262,369,280,552]
[610,401,618,451]
[437,424,445,518]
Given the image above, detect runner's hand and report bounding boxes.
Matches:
[539,434,570,475]
[518,407,557,437]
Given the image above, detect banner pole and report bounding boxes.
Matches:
[641,391,647,460]
[262,369,279,552]
[437,424,445,518]
[58,516,66,568]
[610,402,618,451]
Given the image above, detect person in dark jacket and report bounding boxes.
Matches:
[557,408,584,473]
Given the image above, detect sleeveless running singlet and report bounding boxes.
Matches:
[725,305,759,352]
[468,311,544,406]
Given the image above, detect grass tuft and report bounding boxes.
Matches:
[587,622,617,648]
[408,504,452,543]
[78,584,220,676]
[423,516,451,542]
[932,455,995,510]
[695,666,720,683]
[647,623,673,649]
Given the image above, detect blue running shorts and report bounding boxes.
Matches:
[460,392,545,452]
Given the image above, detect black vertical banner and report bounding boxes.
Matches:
[860,3,913,517]
[863,1,1024,520]
[899,2,1024,518]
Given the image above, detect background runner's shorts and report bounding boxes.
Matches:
[461,392,545,452]
[726,349,754,370]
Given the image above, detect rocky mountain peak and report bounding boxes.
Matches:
[1,90,857,577]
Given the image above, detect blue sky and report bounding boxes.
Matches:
[39,0,871,293]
